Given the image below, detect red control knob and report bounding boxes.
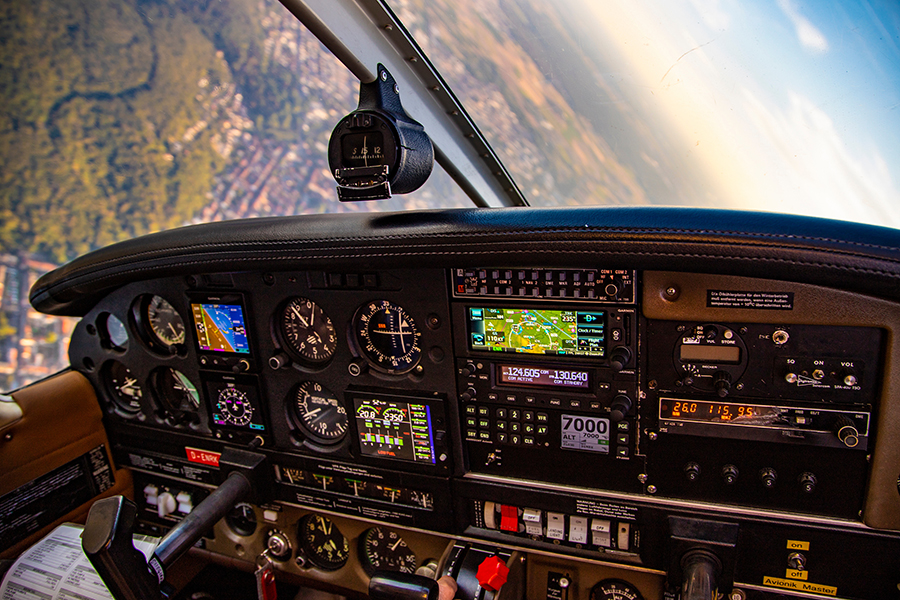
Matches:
[476,555,509,592]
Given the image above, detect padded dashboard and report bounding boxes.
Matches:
[31,207,900,598]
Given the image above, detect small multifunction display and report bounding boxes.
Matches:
[468,307,605,356]
[354,397,436,464]
[499,365,590,389]
[191,303,250,354]
[560,414,609,453]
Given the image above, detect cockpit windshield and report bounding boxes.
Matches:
[390,0,900,226]
[1,0,899,387]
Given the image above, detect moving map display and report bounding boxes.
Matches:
[468,307,606,356]
[191,303,251,354]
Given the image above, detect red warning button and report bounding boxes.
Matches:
[186,447,220,467]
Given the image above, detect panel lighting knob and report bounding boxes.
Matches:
[835,416,860,448]
[609,346,632,372]
[609,395,633,422]
[713,371,731,398]
[461,387,477,402]
[461,362,477,376]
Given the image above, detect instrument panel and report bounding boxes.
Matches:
[65,264,900,598]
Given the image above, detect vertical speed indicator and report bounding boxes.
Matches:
[352,301,421,374]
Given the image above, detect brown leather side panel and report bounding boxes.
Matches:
[0,370,133,559]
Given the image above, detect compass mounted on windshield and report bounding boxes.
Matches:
[328,64,433,201]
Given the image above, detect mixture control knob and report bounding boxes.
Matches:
[609,346,632,372]
[835,416,860,448]
[713,371,731,398]
[461,362,477,376]
[609,395,633,422]
[475,555,509,592]
[759,467,778,489]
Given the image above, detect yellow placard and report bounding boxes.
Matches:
[786,569,808,580]
[764,576,837,597]
[787,539,810,550]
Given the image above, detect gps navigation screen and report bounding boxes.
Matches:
[468,307,606,356]
[191,303,251,354]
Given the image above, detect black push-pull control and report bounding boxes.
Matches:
[610,395,633,422]
[609,346,632,372]
[713,371,731,398]
[681,549,722,600]
[369,572,440,600]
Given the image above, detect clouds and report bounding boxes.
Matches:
[777,0,829,54]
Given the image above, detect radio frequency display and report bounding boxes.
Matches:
[468,307,605,356]
[499,365,590,389]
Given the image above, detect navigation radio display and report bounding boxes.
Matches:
[468,307,606,356]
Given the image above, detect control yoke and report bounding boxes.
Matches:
[82,446,270,600]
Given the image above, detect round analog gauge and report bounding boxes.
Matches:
[590,579,644,600]
[225,502,257,537]
[352,301,421,374]
[358,526,417,577]
[293,381,348,444]
[153,368,200,418]
[136,295,185,353]
[101,313,129,351]
[216,387,253,427]
[279,297,338,365]
[104,361,143,415]
[297,514,349,571]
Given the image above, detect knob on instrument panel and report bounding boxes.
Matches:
[610,395,633,422]
[835,416,860,448]
[609,346,632,372]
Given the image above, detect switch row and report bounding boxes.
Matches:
[482,501,633,552]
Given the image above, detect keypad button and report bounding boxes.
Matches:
[510,422,521,433]
[479,431,492,440]
[617,433,630,445]
[524,436,535,445]
[479,419,490,429]
[466,405,477,415]
[510,409,521,420]
[497,420,508,431]
[478,406,490,417]
[537,413,549,423]
[496,408,507,419]
[524,423,535,434]
[497,432,508,444]
[510,434,521,445]
[467,429,478,439]
[466,417,477,427]
[523,411,534,421]
[537,425,549,436]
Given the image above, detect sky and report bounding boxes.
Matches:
[567,0,900,228]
